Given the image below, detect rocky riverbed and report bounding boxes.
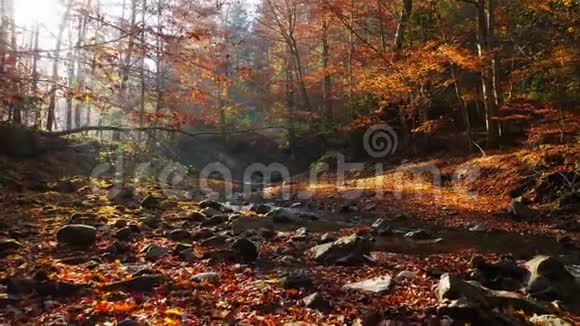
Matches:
[0,178,579,325]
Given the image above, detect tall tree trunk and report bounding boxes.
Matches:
[321,20,332,126]
[113,0,137,141]
[377,0,387,51]
[7,0,20,125]
[74,0,90,129]
[87,0,102,130]
[155,0,163,115]
[65,51,74,130]
[394,0,412,51]
[476,0,498,145]
[347,0,355,115]
[47,0,73,131]
[139,0,147,128]
[32,24,40,127]
[394,0,413,151]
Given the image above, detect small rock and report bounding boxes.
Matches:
[199,199,222,210]
[370,218,392,236]
[191,272,220,284]
[310,234,373,265]
[174,243,193,254]
[395,271,417,281]
[257,228,277,239]
[191,228,215,240]
[104,274,164,292]
[178,249,195,262]
[508,197,536,219]
[303,292,330,312]
[529,315,574,326]
[404,229,433,240]
[118,319,141,326]
[167,229,191,242]
[0,239,21,253]
[188,211,207,222]
[319,232,336,244]
[266,208,297,224]
[141,244,169,261]
[469,224,487,232]
[200,235,228,248]
[141,195,162,209]
[201,214,227,227]
[343,275,392,294]
[114,219,128,228]
[282,272,313,289]
[106,240,127,255]
[230,238,258,262]
[296,227,309,236]
[114,227,132,241]
[139,214,161,228]
[56,225,97,247]
[200,207,220,217]
[252,204,272,214]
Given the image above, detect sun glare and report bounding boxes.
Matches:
[14,0,61,29]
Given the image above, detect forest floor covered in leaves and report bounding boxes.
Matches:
[0,139,579,325]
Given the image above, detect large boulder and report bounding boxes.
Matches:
[56,225,97,247]
[470,255,528,291]
[310,234,373,265]
[435,273,553,319]
[524,256,578,302]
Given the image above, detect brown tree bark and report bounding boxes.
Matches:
[321,19,332,126]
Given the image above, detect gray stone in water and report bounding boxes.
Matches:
[56,225,97,247]
[343,275,392,294]
[404,229,433,240]
[191,272,220,284]
[370,218,392,236]
[310,234,373,265]
[266,208,298,224]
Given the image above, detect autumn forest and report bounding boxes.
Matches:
[0,0,578,325]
